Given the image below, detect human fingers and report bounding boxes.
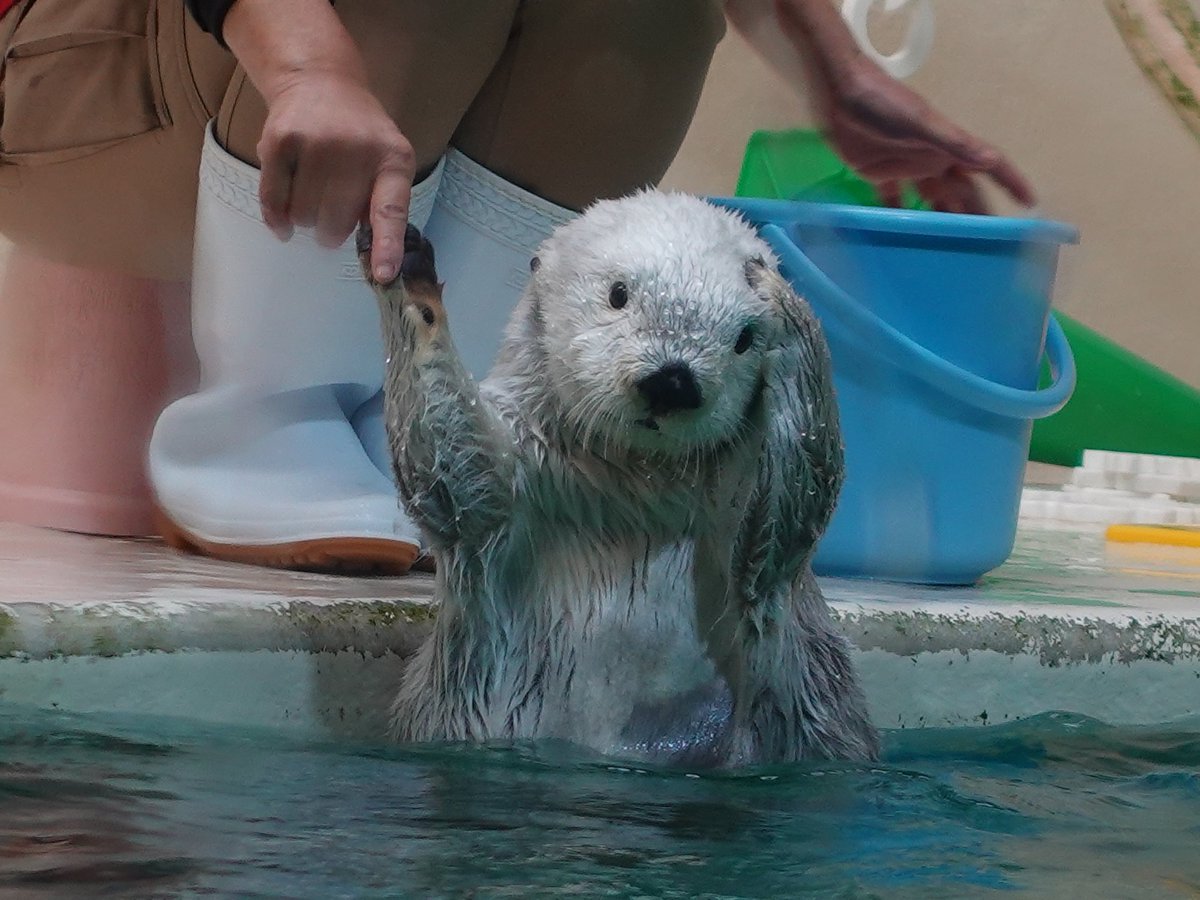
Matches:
[315,163,373,249]
[978,152,1036,208]
[917,168,988,215]
[257,130,298,241]
[877,180,903,208]
[366,159,415,284]
[854,153,942,182]
[861,143,1033,211]
[910,111,1037,207]
[285,151,326,230]
[946,168,988,215]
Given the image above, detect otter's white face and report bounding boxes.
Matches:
[528,193,780,458]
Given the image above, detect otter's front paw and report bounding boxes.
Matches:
[357,223,447,335]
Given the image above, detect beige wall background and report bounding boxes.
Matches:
[662,1,1200,388]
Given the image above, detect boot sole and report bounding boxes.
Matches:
[155,507,420,576]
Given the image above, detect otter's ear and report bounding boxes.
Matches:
[743,255,768,289]
[530,256,541,273]
[743,254,814,346]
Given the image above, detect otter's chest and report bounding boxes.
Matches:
[514,533,724,753]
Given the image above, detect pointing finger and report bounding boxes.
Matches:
[367,164,413,284]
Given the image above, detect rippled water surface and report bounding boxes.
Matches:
[1,704,1198,898]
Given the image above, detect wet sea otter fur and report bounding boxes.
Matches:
[358,192,878,766]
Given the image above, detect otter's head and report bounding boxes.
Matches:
[524,192,783,459]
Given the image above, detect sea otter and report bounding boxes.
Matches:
[358,192,878,766]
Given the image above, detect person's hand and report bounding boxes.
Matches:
[221,0,417,282]
[817,56,1036,213]
[256,69,416,283]
[774,0,1036,214]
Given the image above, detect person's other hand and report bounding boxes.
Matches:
[775,0,1035,214]
[256,70,416,283]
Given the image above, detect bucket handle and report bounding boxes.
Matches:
[760,224,1076,420]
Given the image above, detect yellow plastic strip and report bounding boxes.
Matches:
[1106,523,1200,547]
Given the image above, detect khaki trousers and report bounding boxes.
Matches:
[0,0,725,280]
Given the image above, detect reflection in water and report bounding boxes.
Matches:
[0,728,196,893]
[1,705,1199,898]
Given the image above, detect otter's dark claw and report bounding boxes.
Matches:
[355,222,374,257]
[356,222,438,289]
[401,223,438,288]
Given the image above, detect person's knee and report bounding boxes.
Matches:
[451,0,727,209]
[0,0,231,278]
[218,0,521,172]
[0,134,205,281]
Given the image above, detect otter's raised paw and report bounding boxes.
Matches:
[357,223,446,333]
[356,223,439,286]
[399,224,438,289]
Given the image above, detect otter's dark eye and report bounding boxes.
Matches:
[734,325,755,355]
[609,281,628,310]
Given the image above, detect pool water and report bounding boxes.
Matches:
[2,704,1198,898]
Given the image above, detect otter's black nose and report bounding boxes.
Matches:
[637,362,703,416]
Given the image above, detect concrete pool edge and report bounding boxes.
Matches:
[2,643,1196,740]
[4,587,1200,664]
[2,521,1198,737]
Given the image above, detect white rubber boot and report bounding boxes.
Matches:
[420,149,576,380]
[150,124,442,574]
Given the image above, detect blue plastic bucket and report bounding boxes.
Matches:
[712,198,1078,584]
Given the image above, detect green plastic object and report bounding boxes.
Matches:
[735,128,929,210]
[1029,314,1200,467]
